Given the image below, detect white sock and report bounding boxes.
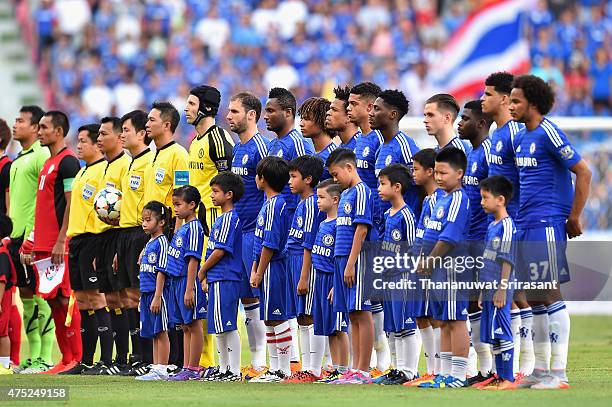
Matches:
[520,307,535,375]
[274,321,293,376]
[469,311,492,374]
[244,302,267,369]
[548,301,570,381]
[387,333,396,368]
[225,330,241,374]
[511,308,521,375]
[0,356,10,369]
[372,310,390,371]
[532,305,551,373]
[420,326,435,374]
[451,356,468,380]
[310,333,326,377]
[404,330,419,377]
[440,351,452,377]
[324,337,332,367]
[298,324,311,372]
[266,325,279,372]
[216,332,228,372]
[289,318,300,363]
[433,327,441,375]
[394,332,405,372]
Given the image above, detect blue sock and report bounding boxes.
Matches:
[495,348,514,382]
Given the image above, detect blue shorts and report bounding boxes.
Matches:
[312,270,348,336]
[167,276,207,326]
[207,280,240,334]
[410,272,431,318]
[430,298,469,321]
[430,260,471,321]
[383,272,416,332]
[480,290,513,345]
[140,290,169,338]
[288,251,315,316]
[333,254,372,313]
[260,259,293,321]
[240,230,260,299]
[516,222,570,284]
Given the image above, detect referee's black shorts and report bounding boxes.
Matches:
[96,229,122,293]
[68,233,101,291]
[115,226,148,290]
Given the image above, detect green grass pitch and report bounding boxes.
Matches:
[0,315,610,407]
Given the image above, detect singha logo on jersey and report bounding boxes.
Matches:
[214,229,219,240]
[385,155,393,166]
[471,162,478,173]
[148,252,157,264]
[343,202,352,214]
[529,142,536,154]
[391,229,402,241]
[242,154,249,165]
[492,236,501,250]
[436,206,445,219]
[276,150,283,158]
[496,140,503,152]
[363,146,370,157]
[296,216,303,228]
[155,168,166,184]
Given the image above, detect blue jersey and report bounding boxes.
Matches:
[381,205,416,258]
[231,133,270,232]
[488,121,523,216]
[339,131,359,151]
[481,217,516,283]
[316,142,338,181]
[415,189,445,255]
[205,210,243,283]
[335,182,374,256]
[355,130,384,229]
[438,136,472,155]
[513,118,582,228]
[463,138,491,240]
[286,194,324,253]
[165,219,204,278]
[375,131,421,216]
[421,189,470,258]
[139,234,169,293]
[253,194,291,262]
[312,219,336,273]
[268,129,315,214]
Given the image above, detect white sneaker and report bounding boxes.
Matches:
[250,371,286,383]
[136,368,165,381]
[517,370,548,388]
[531,375,569,390]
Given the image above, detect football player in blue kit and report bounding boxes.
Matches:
[423,94,472,154]
[325,85,360,151]
[299,97,337,182]
[509,75,591,390]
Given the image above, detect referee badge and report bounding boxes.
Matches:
[155,168,166,184]
[242,154,249,165]
[343,202,352,214]
[148,252,157,264]
[130,175,142,190]
[83,184,96,201]
[436,206,445,219]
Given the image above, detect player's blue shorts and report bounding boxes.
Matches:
[333,253,372,313]
[167,276,207,326]
[480,289,513,345]
[312,270,348,336]
[260,259,293,321]
[516,222,570,284]
[288,251,316,317]
[382,272,414,333]
[240,230,260,298]
[409,271,431,318]
[140,289,169,338]
[207,280,240,334]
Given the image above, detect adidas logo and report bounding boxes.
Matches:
[226,321,232,326]
[130,329,140,335]
[89,276,98,283]
[364,300,371,306]
[272,309,281,316]
[341,321,347,328]
[199,307,206,313]
[405,318,413,324]
[461,308,468,315]
[494,327,504,335]
[98,326,109,332]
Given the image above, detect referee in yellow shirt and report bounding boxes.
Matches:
[184,85,234,373]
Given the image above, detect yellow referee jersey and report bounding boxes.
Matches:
[119,148,152,228]
[188,125,234,209]
[143,141,189,213]
[67,159,106,238]
[96,152,131,233]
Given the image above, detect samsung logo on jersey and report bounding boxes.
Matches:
[463,176,480,186]
[381,240,401,253]
[515,156,538,167]
[336,216,352,226]
[356,159,369,169]
[312,244,332,257]
[416,229,424,238]
[207,240,215,250]
[427,220,442,231]
[140,264,156,273]
[489,154,503,165]
[289,228,303,239]
[168,246,181,259]
[189,161,205,170]
[232,167,248,176]
[483,248,497,261]
[255,228,263,238]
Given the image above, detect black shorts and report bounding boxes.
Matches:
[116,227,148,290]
[96,229,121,293]
[7,236,36,290]
[68,233,101,291]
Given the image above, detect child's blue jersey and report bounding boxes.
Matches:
[268,129,315,214]
[253,194,291,262]
[205,210,243,283]
[339,131,359,151]
[381,205,416,262]
[335,182,375,256]
[375,131,421,216]
[421,189,470,258]
[312,218,337,273]
[513,117,582,228]
[231,133,270,232]
[139,234,170,293]
[488,121,523,217]
[165,219,204,278]
[481,217,516,283]
[415,189,445,255]
[316,142,338,181]
[463,138,491,240]
[438,136,472,155]
[286,194,324,253]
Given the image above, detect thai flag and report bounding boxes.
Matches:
[431,0,530,100]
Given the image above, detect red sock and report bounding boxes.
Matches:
[51,305,73,364]
[9,305,21,365]
[68,305,82,362]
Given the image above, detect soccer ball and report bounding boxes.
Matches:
[93,186,122,222]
